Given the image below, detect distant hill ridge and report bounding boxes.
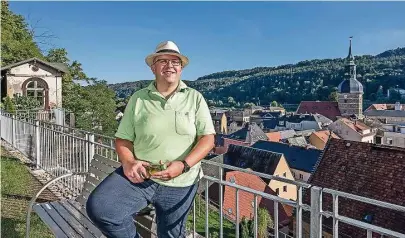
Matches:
[109,47,405,105]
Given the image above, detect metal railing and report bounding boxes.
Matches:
[1,112,404,238]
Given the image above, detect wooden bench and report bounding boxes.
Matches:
[26,154,157,238]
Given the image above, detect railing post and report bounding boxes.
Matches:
[35,120,40,168]
[12,114,16,148]
[310,186,322,238]
[296,186,303,238]
[88,134,95,171]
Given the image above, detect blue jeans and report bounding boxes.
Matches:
[86,166,198,238]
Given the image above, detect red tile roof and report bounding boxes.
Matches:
[296,101,341,121]
[266,132,281,142]
[223,171,292,226]
[304,139,405,236]
[340,118,370,134]
[311,130,340,144]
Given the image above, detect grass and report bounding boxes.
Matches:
[1,147,54,238]
[187,195,236,238]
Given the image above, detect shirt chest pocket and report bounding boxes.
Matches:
[175,111,196,135]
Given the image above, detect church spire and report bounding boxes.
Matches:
[347,36,356,79]
[347,36,354,61]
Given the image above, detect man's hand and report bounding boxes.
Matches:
[151,161,185,181]
[122,160,150,183]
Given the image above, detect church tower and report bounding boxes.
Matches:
[337,37,364,118]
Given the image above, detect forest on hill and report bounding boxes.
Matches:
[110,47,405,107]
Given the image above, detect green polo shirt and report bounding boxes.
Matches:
[115,80,216,187]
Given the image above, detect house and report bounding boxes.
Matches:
[223,170,293,231]
[210,109,228,134]
[228,110,251,123]
[251,140,322,182]
[200,144,297,207]
[1,57,69,109]
[222,122,268,151]
[223,144,297,201]
[302,139,405,237]
[308,130,340,150]
[275,113,332,131]
[375,124,405,148]
[364,103,405,111]
[296,101,341,121]
[364,102,405,125]
[328,118,375,143]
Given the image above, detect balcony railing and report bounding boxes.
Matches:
[1,111,404,238]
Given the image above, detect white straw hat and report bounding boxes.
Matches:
[145,41,189,68]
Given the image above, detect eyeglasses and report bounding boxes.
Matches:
[153,59,182,67]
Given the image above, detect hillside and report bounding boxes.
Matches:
[109,47,405,106]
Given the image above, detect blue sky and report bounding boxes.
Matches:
[10,1,405,84]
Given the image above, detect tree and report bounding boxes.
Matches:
[240,217,250,238]
[3,96,16,113]
[376,85,385,103]
[244,102,255,108]
[1,1,44,66]
[73,80,118,136]
[388,88,402,103]
[258,208,273,238]
[227,96,236,106]
[328,91,338,102]
[270,101,278,107]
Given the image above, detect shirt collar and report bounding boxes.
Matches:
[147,80,189,93]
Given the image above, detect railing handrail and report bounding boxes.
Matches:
[202,159,311,188]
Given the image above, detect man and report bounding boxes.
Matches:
[86,41,216,238]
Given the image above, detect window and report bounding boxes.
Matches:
[283,186,287,192]
[299,174,304,180]
[275,188,279,195]
[387,138,393,145]
[26,80,45,107]
[283,172,286,177]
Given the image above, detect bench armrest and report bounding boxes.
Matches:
[25,172,88,238]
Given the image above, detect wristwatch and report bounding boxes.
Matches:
[181,161,191,173]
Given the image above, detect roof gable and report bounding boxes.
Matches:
[224,144,283,180]
[1,57,69,73]
[225,122,268,143]
[251,140,322,173]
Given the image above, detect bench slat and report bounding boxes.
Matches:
[89,165,110,180]
[33,204,69,238]
[93,154,121,168]
[91,156,117,174]
[50,201,97,238]
[86,175,101,188]
[37,203,82,238]
[60,200,106,238]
